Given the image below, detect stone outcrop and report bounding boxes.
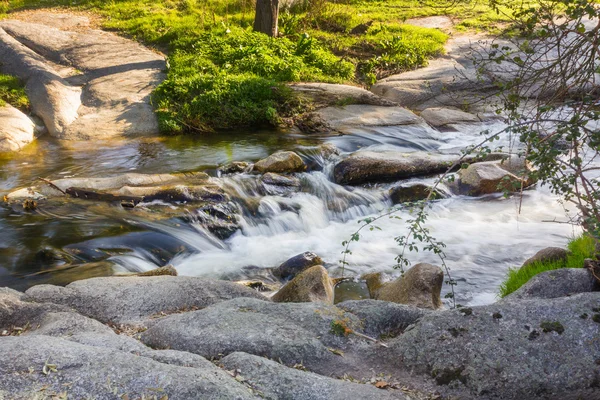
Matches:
[253,151,306,173]
[0,104,36,152]
[504,268,599,301]
[0,17,164,140]
[420,107,479,127]
[272,265,334,304]
[290,82,396,107]
[314,105,423,131]
[376,263,444,310]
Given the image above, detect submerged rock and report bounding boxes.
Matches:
[253,151,306,173]
[504,268,599,301]
[272,265,334,304]
[389,183,445,204]
[376,263,444,310]
[0,104,36,152]
[260,172,302,196]
[24,276,267,325]
[220,352,406,400]
[333,151,459,185]
[274,251,323,280]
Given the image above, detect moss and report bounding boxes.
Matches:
[458,307,473,316]
[592,314,600,324]
[330,319,353,336]
[540,321,564,335]
[432,366,467,385]
[0,74,29,111]
[499,235,597,298]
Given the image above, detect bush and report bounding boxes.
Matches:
[498,235,597,298]
[154,27,354,132]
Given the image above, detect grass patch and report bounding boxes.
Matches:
[0,74,29,111]
[3,0,511,131]
[498,235,597,298]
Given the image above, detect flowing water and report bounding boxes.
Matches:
[0,122,583,305]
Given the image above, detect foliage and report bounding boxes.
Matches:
[498,235,596,297]
[0,74,28,111]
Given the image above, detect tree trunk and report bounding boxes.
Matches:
[253,0,279,37]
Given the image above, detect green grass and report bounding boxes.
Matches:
[0,74,29,110]
[2,0,510,132]
[499,235,597,298]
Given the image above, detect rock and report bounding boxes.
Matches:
[218,161,251,175]
[389,183,445,204]
[315,105,423,131]
[350,21,374,35]
[0,290,70,330]
[318,142,340,159]
[376,263,444,310]
[337,300,430,338]
[274,251,323,280]
[333,280,370,303]
[386,292,600,399]
[272,265,334,304]
[0,19,165,139]
[133,265,178,277]
[420,107,479,127]
[140,297,369,377]
[333,151,459,185]
[0,104,36,152]
[220,352,406,400]
[504,268,600,301]
[522,246,569,267]
[290,82,395,107]
[0,336,254,399]
[455,157,535,196]
[405,16,453,30]
[24,276,267,325]
[361,272,385,298]
[260,172,302,196]
[253,151,306,173]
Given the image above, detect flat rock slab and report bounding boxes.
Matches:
[221,352,407,400]
[420,107,480,127]
[386,292,600,399]
[0,17,165,139]
[290,83,396,107]
[0,335,255,399]
[316,105,423,130]
[0,104,36,152]
[24,276,267,325]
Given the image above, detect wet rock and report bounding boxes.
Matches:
[333,151,459,185]
[522,246,569,267]
[260,172,302,196]
[140,297,368,377]
[272,265,334,304]
[218,161,251,175]
[220,352,406,400]
[362,272,385,298]
[504,268,600,301]
[386,292,600,399]
[376,263,444,310]
[24,276,267,325]
[315,105,423,131]
[290,82,395,107]
[274,251,323,280]
[420,107,479,127]
[253,151,306,174]
[318,143,340,159]
[133,265,178,277]
[0,104,36,152]
[389,183,445,204]
[0,336,254,399]
[333,280,370,303]
[337,300,429,339]
[454,157,536,196]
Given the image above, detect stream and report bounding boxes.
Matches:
[0,122,581,305]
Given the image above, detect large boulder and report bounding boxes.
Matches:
[504,268,600,301]
[140,297,372,377]
[0,336,254,399]
[274,251,323,280]
[0,104,36,152]
[376,263,444,310]
[24,276,267,325]
[455,157,535,196]
[220,352,407,400]
[253,151,306,173]
[389,183,445,204]
[272,265,334,304]
[333,151,460,185]
[420,107,479,127]
[386,292,600,399]
[522,247,569,267]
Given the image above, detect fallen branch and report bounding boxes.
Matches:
[37,177,66,195]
